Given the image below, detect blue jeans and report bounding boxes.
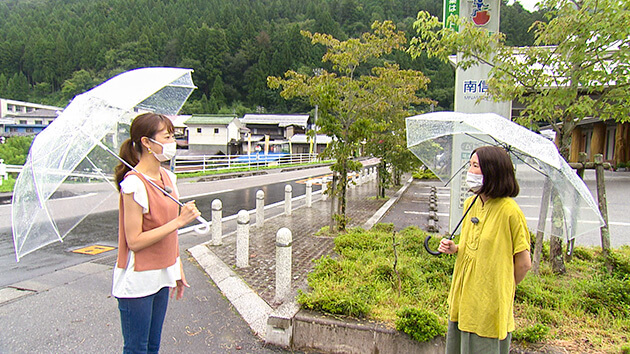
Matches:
[117,287,169,354]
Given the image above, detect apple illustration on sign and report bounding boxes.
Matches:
[472,9,490,25]
[470,0,491,26]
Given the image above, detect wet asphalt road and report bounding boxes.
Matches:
[0,177,321,288]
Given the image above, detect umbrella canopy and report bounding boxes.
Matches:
[406,111,605,241]
[12,67,195,261]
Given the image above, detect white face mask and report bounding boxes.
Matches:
[149,138,177,162]
[466,171,484,192]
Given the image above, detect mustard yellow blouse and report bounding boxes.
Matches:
[448,196,530,340]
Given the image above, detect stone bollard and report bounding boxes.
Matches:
[275,227,292,302]
[236,210,250,268]
[284,184,292,215]
[321,178,328,200]
[305,181,312,207]
[350,172,357,188]
[256,190,265,227]
[211,199,222,246]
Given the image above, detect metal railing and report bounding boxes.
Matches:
[172,153,321,173]
[1,153,323,179]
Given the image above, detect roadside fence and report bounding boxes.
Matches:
[172,153,321,173]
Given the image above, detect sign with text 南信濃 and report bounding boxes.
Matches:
[446,0,512,233]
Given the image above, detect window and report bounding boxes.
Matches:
[197,128,202,133]
[35,120,42,125]
[214,128,219,134]
[26,128,34,133]
[19,120,27,125]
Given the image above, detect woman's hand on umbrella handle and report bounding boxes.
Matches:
[193,216,210,235]
[438,239,458,254]
[179,200,201,226]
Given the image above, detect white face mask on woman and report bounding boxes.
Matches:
[466,171,484,192]
[149,138,177,162]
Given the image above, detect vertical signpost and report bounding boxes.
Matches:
[447,0,512,232]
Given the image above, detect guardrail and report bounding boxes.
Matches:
[3,164,22,174]
[173,153,321,173]
[0,153,322,180]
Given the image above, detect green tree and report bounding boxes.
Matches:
[6,72,30,101]
[409,0,630,273]
[269,21,430,231]
[61,69,97,102]
[0,136,34,165]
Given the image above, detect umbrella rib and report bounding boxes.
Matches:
[462,133,549,177]
[84,155,117,190]
[444,160,468,187]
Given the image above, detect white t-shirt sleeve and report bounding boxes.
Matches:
[163,169,179,198]
[120,175,149,214]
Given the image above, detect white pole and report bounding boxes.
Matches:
[211,199,223,246]
[275,227,292,302]
[236,210,250,268]
[284,184,292,215]
[256,190,265,227]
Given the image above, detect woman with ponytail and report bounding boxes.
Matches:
[112,112,200,354]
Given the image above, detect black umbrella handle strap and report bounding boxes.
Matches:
[424,194,479,256]
[448,194,479,240]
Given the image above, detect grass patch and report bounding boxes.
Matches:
[367,195,390,201]
[299,226,630,352]
[412,167,438,180]
[0,175,16,193]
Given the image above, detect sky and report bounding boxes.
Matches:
[507,0,541,12]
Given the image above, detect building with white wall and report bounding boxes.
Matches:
[0,98,61,118]
[185,115,245,155]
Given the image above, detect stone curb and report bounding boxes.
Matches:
[363,176,413,229]
[189,177,415,350]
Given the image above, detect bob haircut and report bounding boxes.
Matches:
[473,145,519,198]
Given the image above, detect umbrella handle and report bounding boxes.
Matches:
[193,216,211,235]
[424,235,442,256]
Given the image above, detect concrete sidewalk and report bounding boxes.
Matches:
[0,165,438,353]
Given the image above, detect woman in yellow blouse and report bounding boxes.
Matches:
[438,146,532,353]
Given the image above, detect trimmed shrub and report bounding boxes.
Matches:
[395,308,446,342]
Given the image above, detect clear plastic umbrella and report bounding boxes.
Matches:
[406,111,605,242]
[12,67,199,261]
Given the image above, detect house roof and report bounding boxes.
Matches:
[169,115,190,128]
[185,115,237,126]
[241,114,309,127]
[10,108,59,119]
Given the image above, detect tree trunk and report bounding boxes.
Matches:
[594,154,611,261]
[329,172,337,233]
[338,159,348,231]
[532,177,552,274]
[548,123,574,274]
[378,161,387,198]
[550,189,566,274]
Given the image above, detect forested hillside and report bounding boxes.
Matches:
[0,0,544,114]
